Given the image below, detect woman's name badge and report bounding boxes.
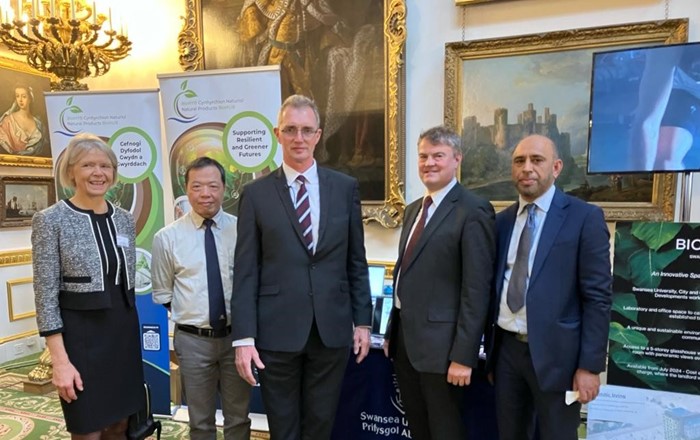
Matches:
[117,235,129,248]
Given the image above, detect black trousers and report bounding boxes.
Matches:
[494,331,581,440]
[393,319,467,440]
[258,320,350,440]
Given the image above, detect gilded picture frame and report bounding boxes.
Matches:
[445,19,688,221]
[0,176,56,228]
[455,0,521,5]
[0,56,53,168]
[177,0,407,228]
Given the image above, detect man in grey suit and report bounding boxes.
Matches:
[486,134,612,439]
[384,125,496,439]
[232,94,372,440]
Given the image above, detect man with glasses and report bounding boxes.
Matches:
[232,95,372,440]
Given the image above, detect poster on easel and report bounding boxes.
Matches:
[44,89,170,415]
[158,65,282,218]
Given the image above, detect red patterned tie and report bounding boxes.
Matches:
[295,176,313,251]
[400,196,433,273]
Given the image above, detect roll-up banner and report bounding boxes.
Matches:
[587,221,700,438]
[158,66,282,218]
[44,89,170,415]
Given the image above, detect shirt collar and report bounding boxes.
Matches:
[518,184,556,215]
[283,160,319,186]
[425,178,457,208]
[190,207,225,229]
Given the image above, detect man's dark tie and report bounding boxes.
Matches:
[204,218,226,331]
[400,196,433,273]
[506,203,537,313]
[295,175,313,251]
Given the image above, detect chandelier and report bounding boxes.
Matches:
[0,0,131,90]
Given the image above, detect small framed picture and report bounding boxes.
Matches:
[0,176,56,228]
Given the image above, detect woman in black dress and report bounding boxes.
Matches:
[32,133,144,439]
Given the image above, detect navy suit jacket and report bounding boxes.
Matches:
[231,166,372,352]
[386,184,495,374]
[485,189,612,391]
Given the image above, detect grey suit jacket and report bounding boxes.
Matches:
[231,167,372,351]
[32,200,136,336]
[387,183,496,374]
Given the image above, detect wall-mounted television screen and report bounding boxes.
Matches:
[588,42,700,174]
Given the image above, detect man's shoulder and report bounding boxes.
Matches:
[555,189,603,215]
[154,214,192,241]
[243,170,279,193]
[319,166,357,185]
[457,184,493,209]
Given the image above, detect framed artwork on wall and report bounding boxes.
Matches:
[177,0,407,227]
[455,0,522,5]
[0,176,56,228]
[444,19,688,221]
[0,56,53,169]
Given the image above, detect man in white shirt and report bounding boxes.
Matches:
[152,157,251,440]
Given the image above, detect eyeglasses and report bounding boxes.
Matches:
[280,126,319,139]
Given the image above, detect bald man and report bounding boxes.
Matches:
[485,134,612,440]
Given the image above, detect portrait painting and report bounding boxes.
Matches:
[0,57,53,168]
[178,0,407,227]
[0,176,56,228]
[445,19,688,221]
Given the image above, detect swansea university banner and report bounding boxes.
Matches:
[158,65,281,217]
[44,90,170,415]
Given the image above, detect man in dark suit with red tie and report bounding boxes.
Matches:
[384,125,496,439]
[232,95,372,440]
[485,134,612,439]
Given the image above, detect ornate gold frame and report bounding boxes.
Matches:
[0,176,57,228]
[445,19,688,221]
[7,276,35,322]
[0,56,53,168]
[177,0,407,228]
[455,0,521,5]
[0,249,32,267]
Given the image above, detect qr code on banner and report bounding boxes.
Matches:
[143,330,160,352]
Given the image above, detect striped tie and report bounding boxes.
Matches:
[295,175,313,251]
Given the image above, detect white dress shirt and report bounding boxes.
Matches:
[151,208,236,328]
[395,178,458,309]
[497,184,555,334]
[282,160,320,253]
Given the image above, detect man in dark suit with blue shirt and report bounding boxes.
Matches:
[486,134,612,440]
[232,94,372,440]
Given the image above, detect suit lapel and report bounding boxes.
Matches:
[316,168,331,251]
[393,201,420,280]
[530,190,568,283]
[401,185,459,273]
[496,204,518,300]
[273,168,311,254]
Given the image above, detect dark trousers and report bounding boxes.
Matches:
[494,331,581,440]
[393,320,467,440]
[258,321,350,440]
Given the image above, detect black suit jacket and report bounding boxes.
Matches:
[232,166,372,352]
[386,183,496,374]
[485,189,612,391]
